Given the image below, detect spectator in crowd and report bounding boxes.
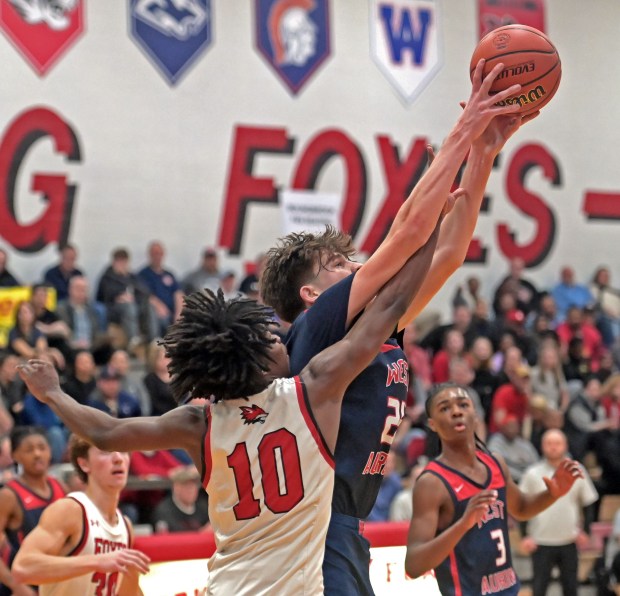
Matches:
[530,339,570,411]
[123,449,185,523]
[519,429,599,596]
[564,374,615,462]
[557,305,605,372]
[0,249,20,288]
[527,291,560,330]
[366,452,402,522]
[387,460,426,522]
[29,284,72,360]
[599,373,620,424]
[452,275,482,311]
[596,350,617,384]
[138,240,183,338]
[218,270,239,301]
[432,328,465,384]
[152,465,209,533]
[8,302,64,371]
[0,352,25,422]
[490,362,533,435]
[143,342,175,417]
[402,320,432,393]
[41,244,83,302]
[55,275,109,357]
[11,434,148,595]
[495,343,527,384]
[420,304,478,359]
[107,349,150,416]
[490,331,520,376]
[60,349,97,406]
[96,247,156,350]
[562,336,593,383]
[87,366,142,419]
[239,252,267,302]
[492,256,539,317]
[469,336,500,425]
[603,509,620,594]
[551,265,594,322]
[487,414,540,483]
[590,266,620,348]
[0,426,65,595]
[181,246,220,294]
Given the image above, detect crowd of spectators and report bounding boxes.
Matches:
[1,243,620,586]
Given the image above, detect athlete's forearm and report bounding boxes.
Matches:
[405,518,471,578]
[12,552,101,585]
[0,557,26,592]
[510,488,556,521]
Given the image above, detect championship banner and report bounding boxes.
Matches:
[254,0,331,96]
[369,0,443,104]
[0,0,85,76]
[128,0,212,85]
[478,0,546,39]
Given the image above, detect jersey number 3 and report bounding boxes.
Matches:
[228,428,304,520]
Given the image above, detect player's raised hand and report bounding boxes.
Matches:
[16,359,62,404]
[462,490,497,528]
[543,459,584,499]
[459,60,522,142]
[95,549,151,575]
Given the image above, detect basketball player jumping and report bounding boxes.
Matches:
[15,203,447,594]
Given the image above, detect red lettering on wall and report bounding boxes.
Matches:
[219,126,294,254]
[359,136,428,254]
[0,107,80,252]
[582,191,620,220]
[497,143,559,267]
[292,129,367,237]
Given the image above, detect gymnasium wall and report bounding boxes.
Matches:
[0,0,618,319]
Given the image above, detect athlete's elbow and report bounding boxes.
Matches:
[11,560,34,586]
[404,555,427,579]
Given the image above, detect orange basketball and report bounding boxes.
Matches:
[470,24,561,116]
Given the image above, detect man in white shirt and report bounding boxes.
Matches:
[519,429,598,596]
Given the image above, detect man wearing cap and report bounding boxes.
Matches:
[152,466,209,533]
[181,248,220,295]
[87,367,142,419]
[490,363,533,435]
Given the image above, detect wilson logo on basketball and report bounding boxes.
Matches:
[496,61,535,80]
[493,85,546,108]
[239,404,269,425]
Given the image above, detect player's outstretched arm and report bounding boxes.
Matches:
[498,454,583,521]
[396,109,539,328]
[405,474,499,578]
[16,360,205,463]
[347,60,523,324]
[12,499,150,585]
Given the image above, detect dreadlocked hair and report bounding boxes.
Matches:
[424,383,490,455]
[260,225,356,323]
[160,289,277,403]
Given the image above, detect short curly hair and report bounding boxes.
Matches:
[260,225,356,323]
[160,289,277,403]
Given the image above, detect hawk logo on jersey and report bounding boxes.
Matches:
[129,0,212,85]
[240,404,269,424]
[0,0,84,75]
[254,0,331,95]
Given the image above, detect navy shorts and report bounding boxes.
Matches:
[323,512,374,596]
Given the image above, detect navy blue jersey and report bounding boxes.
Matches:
[422,452,520,596]
[287,273,408,518]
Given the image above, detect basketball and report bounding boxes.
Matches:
[470,24,561,115]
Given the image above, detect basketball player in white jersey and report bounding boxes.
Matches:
[15,205,450,594]
[11,435,150,596]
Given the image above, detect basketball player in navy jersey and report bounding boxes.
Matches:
[15,210,446,594]
[0,427,65,596]
[260,61,538,594]
[405,383,582,595]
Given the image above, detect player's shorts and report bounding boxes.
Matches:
[323,512,374,596]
